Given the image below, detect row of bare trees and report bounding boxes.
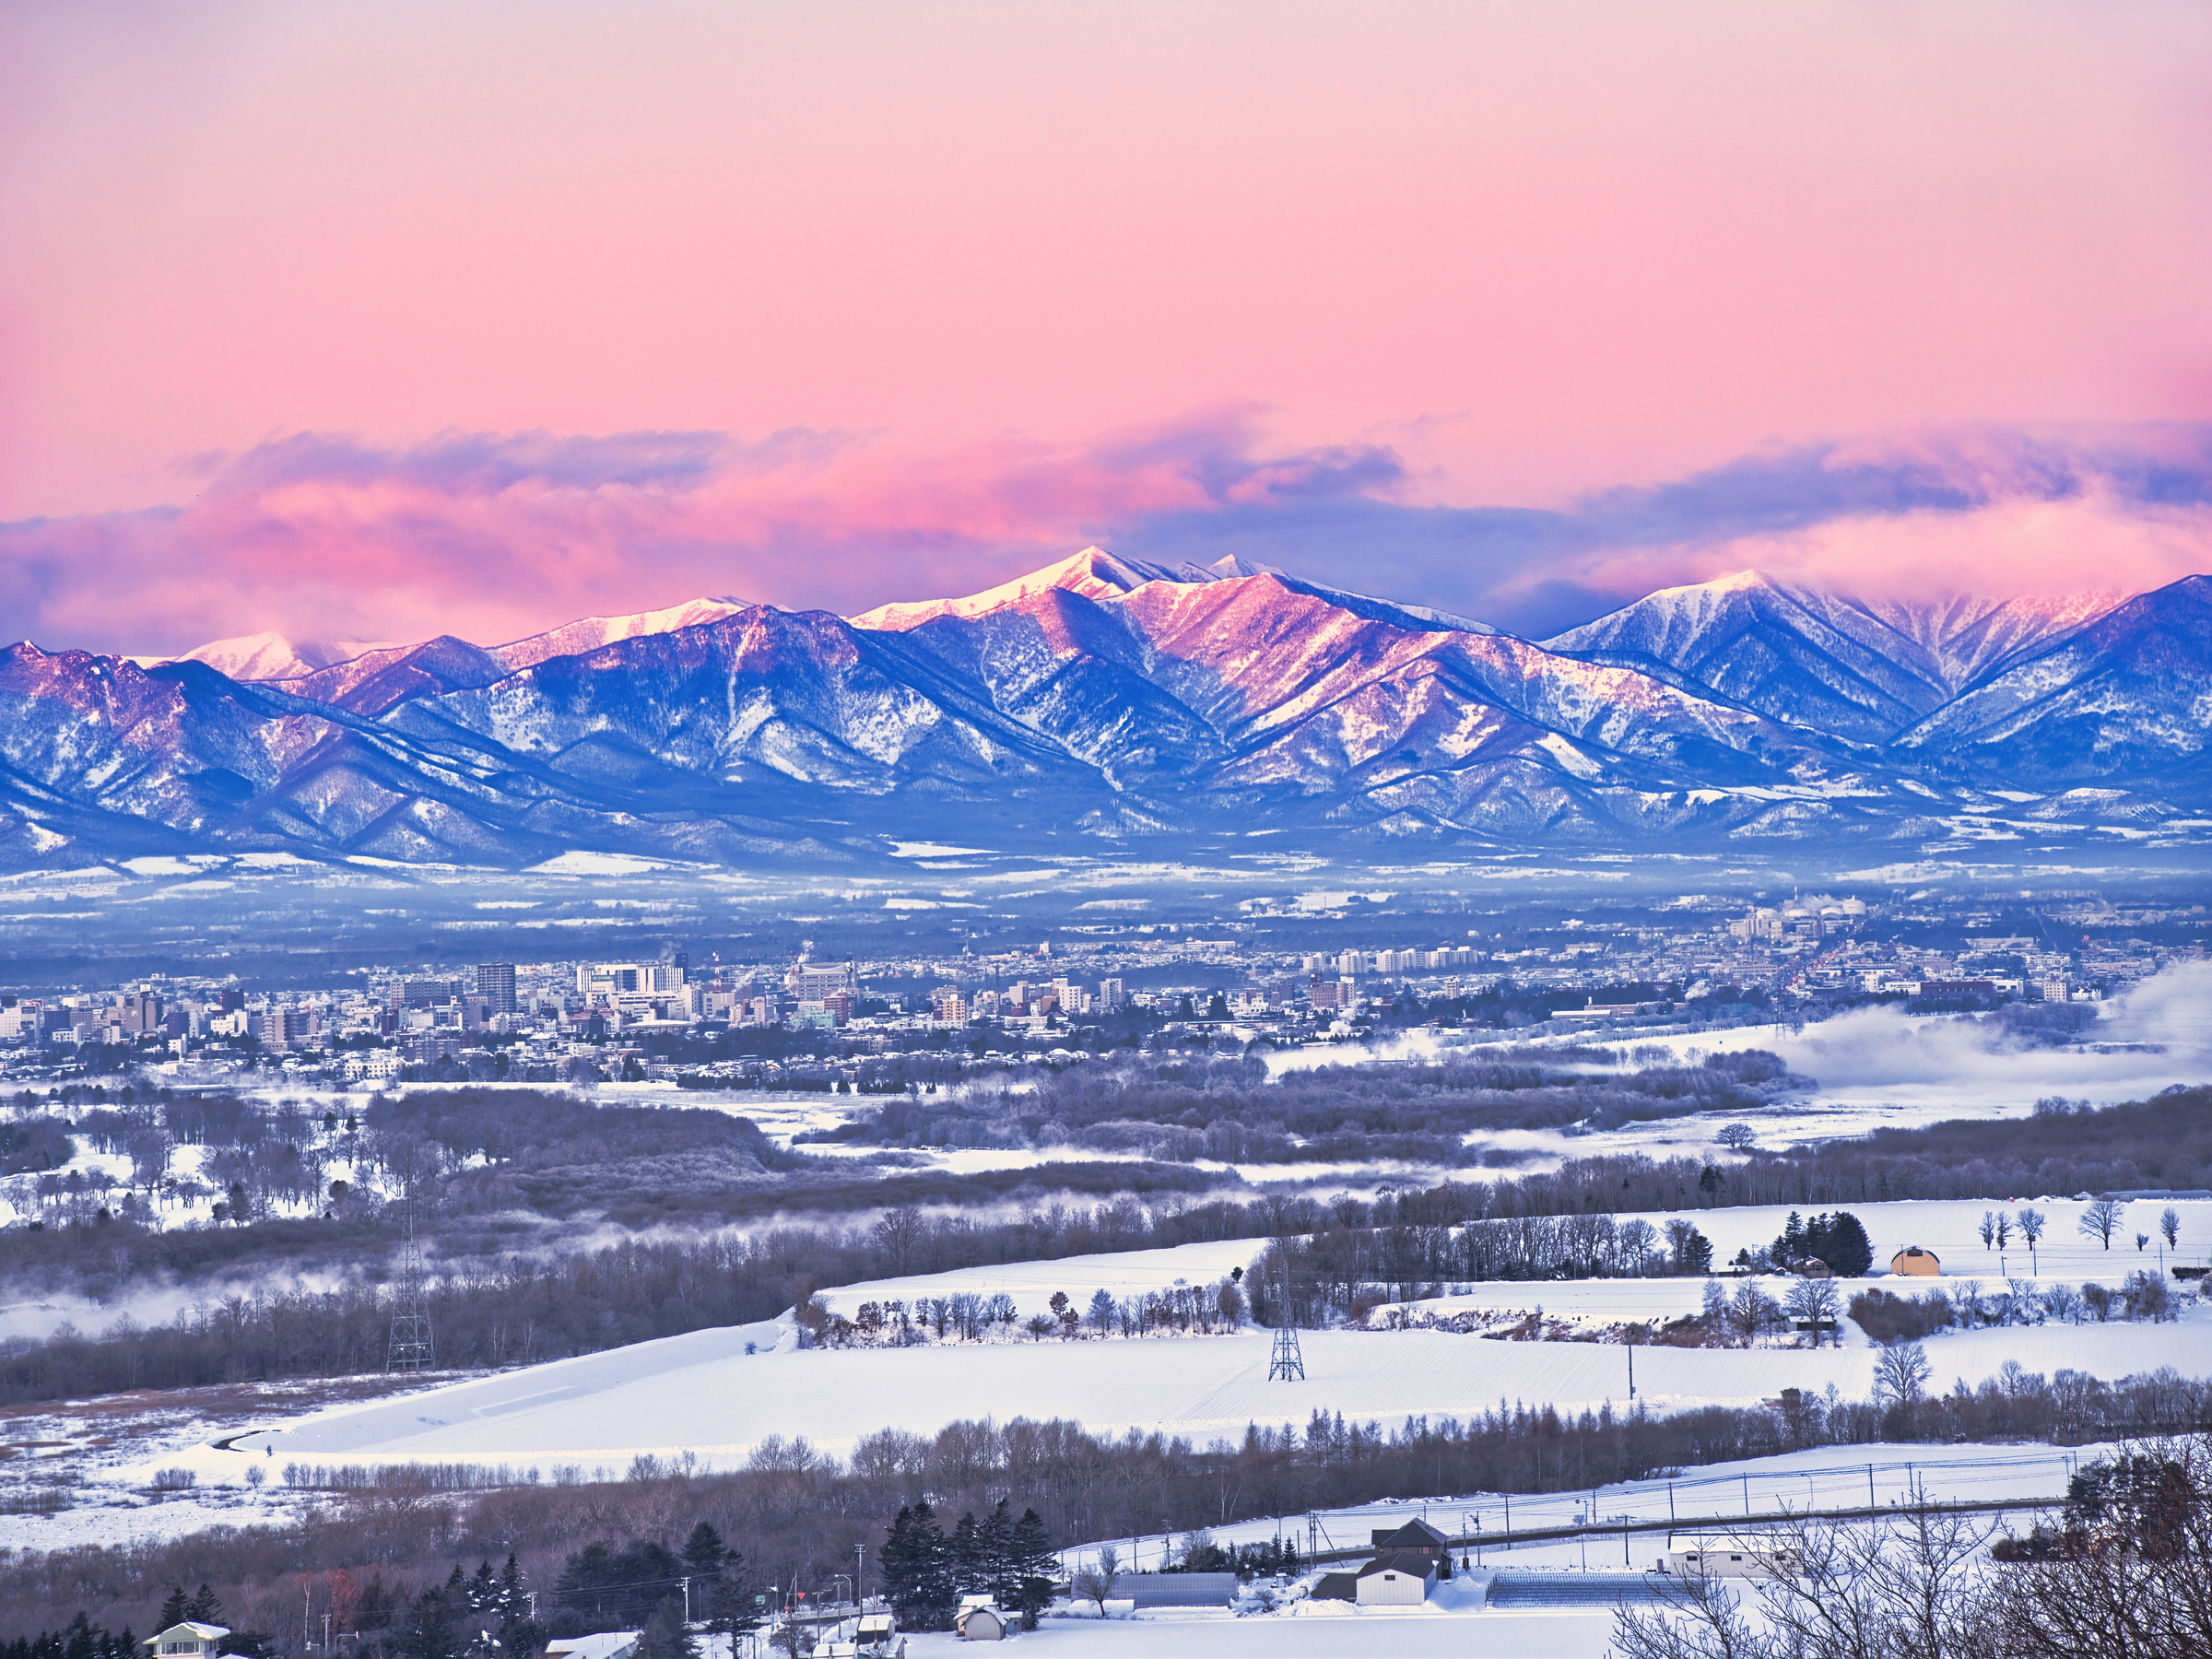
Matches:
[1615,1436,2212,1659]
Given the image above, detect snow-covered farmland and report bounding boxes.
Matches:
[158,1292,2212,1486]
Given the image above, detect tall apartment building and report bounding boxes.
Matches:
[476,962,517,1014]
[786,960,858,1000]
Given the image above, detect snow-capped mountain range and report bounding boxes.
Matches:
[3,547,2206,866]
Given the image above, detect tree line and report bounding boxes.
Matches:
[10,1360,2212,1646]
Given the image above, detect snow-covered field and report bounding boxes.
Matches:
[100,1186,2210,1488]
[148,1290,2212,1487]
[904,1604,1617,1659]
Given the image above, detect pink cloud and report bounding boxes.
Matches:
[0,414,1406,653]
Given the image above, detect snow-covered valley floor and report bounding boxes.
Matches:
[138,1295,2207,1486]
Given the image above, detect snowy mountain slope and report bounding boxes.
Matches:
[1544,571,2102,741]
[140,599,754,687]
[846,547,1231,631]
[1892,575,2212,786]
[279,636,512,716]
[9,554,2211,865]
[1859,589,2122,690]
[0,644,860,865]
[882,573,1876,841]
[413,605,1116,807]
[130,631,393,682]
[491,595,751,672]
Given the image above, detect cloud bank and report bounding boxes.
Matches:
[4,419,2209,655]
[1771,960,2212,1110]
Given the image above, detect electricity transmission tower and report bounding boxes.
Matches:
[387,1199,436,1371]
[1267,1253,1304,1382]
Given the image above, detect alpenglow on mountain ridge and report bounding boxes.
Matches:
[2,548,2206,869]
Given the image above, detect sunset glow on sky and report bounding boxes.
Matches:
[5,2,2211,652]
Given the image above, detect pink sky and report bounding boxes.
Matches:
[4,2,2210,650]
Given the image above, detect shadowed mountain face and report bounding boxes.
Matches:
[1892,576,2212,788]
[2,561,2206,865]
[1540,571,2116,743]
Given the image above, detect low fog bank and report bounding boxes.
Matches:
[1770,960,2212,1108]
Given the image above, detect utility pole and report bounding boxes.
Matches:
[681,1575,691,1625]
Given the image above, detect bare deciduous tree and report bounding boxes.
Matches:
[2080,1196,2125,1250]
[1071,1544,1118,1615]
[1614,1501,1997,1659]
[1784,1277,1841,1347]
[1873,1341,1933,1406]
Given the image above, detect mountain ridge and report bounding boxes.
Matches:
[3,555,2202,867]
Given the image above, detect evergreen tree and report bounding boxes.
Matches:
[681,1522,726,1584]
[401,1581,462,1659]
[880,1501,953,1627]
[637,1598,696,1659]
[949,1512,984,1594]
[464,1562,499,1613]
[707,1553,762,1641]
[1773,1211,1806,1265]
[1817,1212,1875,1277]
[1006,1508,1059,1630]
[157,1593,188,1631]
[553,1541,687,1630]
[494,1556,544,1657]
[184,1589,221,1624]
[978,1498,1017,1605]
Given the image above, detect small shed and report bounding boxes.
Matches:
[854,1612,898,1654]
[1796,1257,1831,1279]
[1356,1550,1438,1606]
[1889,1246,1940,1277]
[955,1605,1006,1641]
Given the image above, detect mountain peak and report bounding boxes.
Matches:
[493,595,753,671]
[134,631,393,681]
[847,546,1232,631]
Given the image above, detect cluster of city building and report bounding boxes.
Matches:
[0,888,2197,1086]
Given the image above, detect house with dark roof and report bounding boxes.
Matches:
[1371,1517,1453,1577]
[1310,1520,1453,1605]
